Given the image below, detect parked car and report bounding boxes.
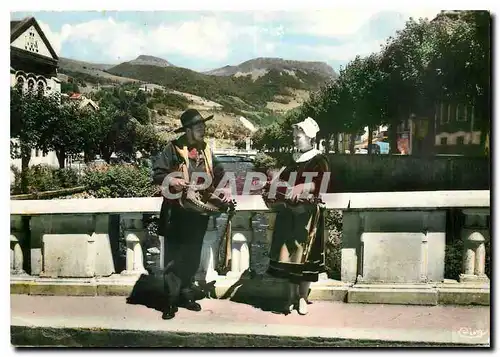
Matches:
[368,144,381,154]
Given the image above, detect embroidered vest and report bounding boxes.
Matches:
[174,144,213,183]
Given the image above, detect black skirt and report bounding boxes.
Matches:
[267,204,326,284]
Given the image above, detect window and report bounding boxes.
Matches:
[37,81,45,96]
[440,137,448,145]
[457,104,468,122]
[449,104,456,122]
[456,136,465,145]
[15,77,24,92]
[439,103,448,124]
[27,79,35,92]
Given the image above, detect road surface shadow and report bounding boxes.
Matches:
[220,270,311,315]
[125,272,210,312]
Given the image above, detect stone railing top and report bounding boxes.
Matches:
[10,190,490,216]
[344,190,490,210]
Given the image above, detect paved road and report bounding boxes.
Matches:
[11,295,490,347]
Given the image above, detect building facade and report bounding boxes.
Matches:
[433,102,483,155]
[10,16,62,170]
[405,101,485,157]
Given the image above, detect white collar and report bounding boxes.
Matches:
[293,148,322,163]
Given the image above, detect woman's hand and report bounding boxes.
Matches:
[289,182,315,202]
[216,187,233,203]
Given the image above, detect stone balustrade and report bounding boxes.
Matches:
[460,209,490,283]
[10,190,490,305]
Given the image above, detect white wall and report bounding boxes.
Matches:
[11,25,55,59]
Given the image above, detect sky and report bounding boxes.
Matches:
[11,9,442,73]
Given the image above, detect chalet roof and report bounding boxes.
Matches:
[10,16,58,60]
[11,20,23,31]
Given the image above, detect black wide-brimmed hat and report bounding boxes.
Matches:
[174,108,214,133]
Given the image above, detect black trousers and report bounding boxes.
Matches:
[163,206,209,303]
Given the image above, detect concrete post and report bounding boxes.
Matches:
[10,216,27,275]
[121,214,148,276]
[459,209,489,283]
[226,212,252,278]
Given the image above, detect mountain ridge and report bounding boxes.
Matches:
[204,57,337,79]
[57,54,338,128]
[59,55,337,79]
[127,55,174,67]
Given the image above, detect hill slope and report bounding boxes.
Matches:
[106,57,335,110]
[56,55,338,132]
[58,57,139,84]
[128,55,175,67]
[205,57,337,79]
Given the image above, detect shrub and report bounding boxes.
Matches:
[82,163,158,198]
[53,167,81,188]
[324,210,342,280]
[10,164,81,195]
[235,139,246,149]
[161,93,189,110]
[253,153,279,174]
[444,239,463,280]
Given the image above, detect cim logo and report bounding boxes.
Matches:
[457,327,489,339]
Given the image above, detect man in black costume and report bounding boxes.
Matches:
[152,108,229,320]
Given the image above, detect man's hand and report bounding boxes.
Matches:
[169,177,187,192]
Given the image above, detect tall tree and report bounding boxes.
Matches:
[379,17,435,153]
[427,11,491,145]
[10,88,60,189]
[340,55,387,154]
[38,100,87,168]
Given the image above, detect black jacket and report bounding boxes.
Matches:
[152,135,225,235]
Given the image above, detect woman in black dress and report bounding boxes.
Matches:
[266,117,330,315]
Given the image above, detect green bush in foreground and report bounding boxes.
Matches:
[82,163,158,198]
[10,164,81,195]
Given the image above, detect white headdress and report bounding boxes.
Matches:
[292,117,320,138]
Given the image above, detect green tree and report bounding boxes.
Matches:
[426,11,491,145]
[135,124,166,158]
[329,64,365,153]
[37,100,88,168]
[344,55,388,153]
[78,107,113,163]
[91,88,154,162]
[10,88,60,189]
[251,128,265,151]
[61,81,80,94]
[234,139,246,149]
[379,17,435,152]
